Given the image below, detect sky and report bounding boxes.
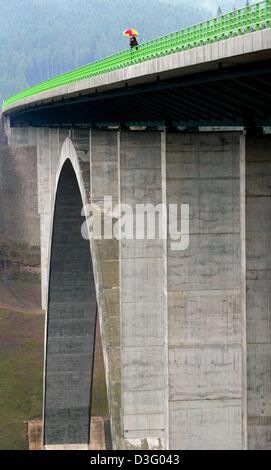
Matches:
[170,0,249,12]
[201,0,244,7]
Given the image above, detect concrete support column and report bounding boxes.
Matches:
[0,125,41,312]
[37,128,50,310]
[5,127,39,246]
[90,130,122,448]
[119,131,167,449]
[71,128,91,196]
[166,132,244,449]
[49,128,60,204]
[37,128,65,310]
[246,135,271,449]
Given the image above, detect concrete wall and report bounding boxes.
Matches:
[90,131,122,448]
[246,135,271,450]
[6,122,271,450]
[35,130,121,448]
[166,133,245,449]
[0,120,41,312]
[36,128,69,309]
[119,132,167,449]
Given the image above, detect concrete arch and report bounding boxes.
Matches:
[43,141,97,447]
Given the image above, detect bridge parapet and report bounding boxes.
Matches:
[2,1,271,112]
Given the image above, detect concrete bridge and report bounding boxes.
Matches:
[2,1,271,450]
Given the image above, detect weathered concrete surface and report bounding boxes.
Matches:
[166,133,244,449]
[38,129,249,449]
[90,131,121,449]
[5,121,271,449]
[36,128,69,309]
[39,131,121,448]
[3,29,271,114]
[246,135,271,450]
[45,444,89,450]
[119,132,167,449]
[26,420,43,450]
[0,118,41,312]
[89,417,107,450]
[41,130,169,449]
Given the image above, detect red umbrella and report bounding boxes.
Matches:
[123,28,139,37]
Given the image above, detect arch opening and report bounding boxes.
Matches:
[44,159,97,446]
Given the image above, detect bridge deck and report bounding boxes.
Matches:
[2,0,271,113]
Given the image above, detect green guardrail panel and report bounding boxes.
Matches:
[2,0,271,110]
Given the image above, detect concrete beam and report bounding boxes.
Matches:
[119,131,167,449]
[166,132,245,449]
[4,29,271,114]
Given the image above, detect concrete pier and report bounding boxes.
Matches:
[119,132,167,449]
[5,123,271,450]
[246,135,271,450]
[166,133,245,449]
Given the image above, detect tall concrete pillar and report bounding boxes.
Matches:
[49,128,60,201]
[119,131,167,449]
[246,135,271,450]
[0,124,41,312]
[166,132,245,449]
[37,128,50,310]
[37,128,63,310]
[90,130,122,448]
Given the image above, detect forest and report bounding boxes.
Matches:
[0,0,247,104]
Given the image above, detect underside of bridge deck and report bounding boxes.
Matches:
[7,60,271,130]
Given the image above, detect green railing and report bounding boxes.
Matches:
[3,0,271,110]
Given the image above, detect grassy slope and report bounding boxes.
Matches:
[0,309,44,450]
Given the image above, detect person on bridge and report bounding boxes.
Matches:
[123,29,139,50]
[130,36,139,50]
